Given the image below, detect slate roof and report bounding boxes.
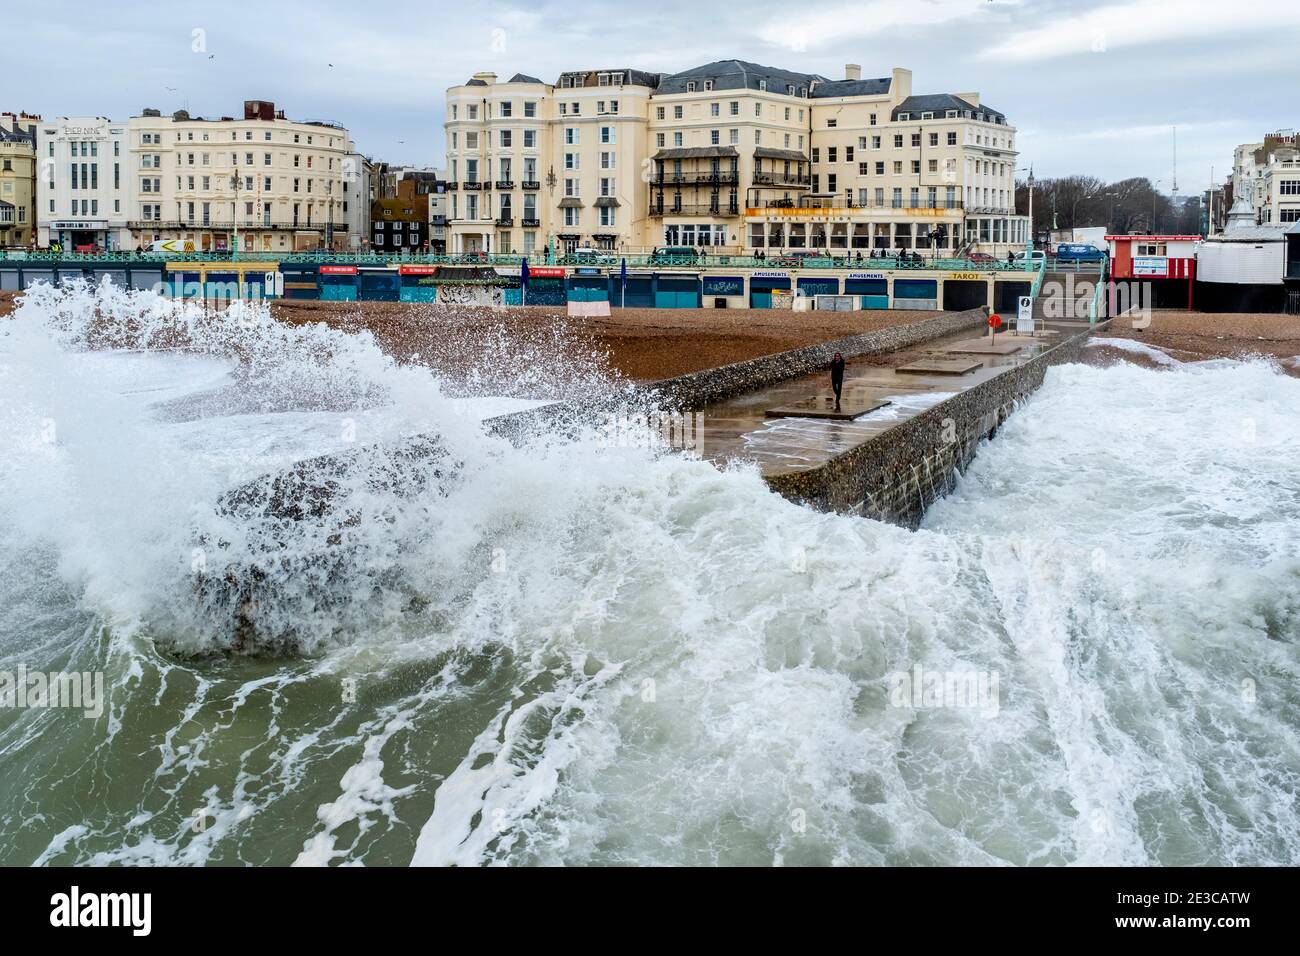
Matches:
[891,94,1004,122]
[555,68,661,88]
[652,146,739,160]
[809,77,891,99]
[753,146,809,162]
[657,60,825,95]
[508,73,544,84]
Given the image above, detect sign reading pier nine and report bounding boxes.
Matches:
[0,664,104,718]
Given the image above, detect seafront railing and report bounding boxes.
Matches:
[1089,257,1108,323]
[0,249,1037,273]
[1029,255,1048,299]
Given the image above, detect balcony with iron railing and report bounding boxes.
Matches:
[521,180,541,190]
[651,171,741,187]
[754,198,964,212]
[521,217,541,227]
[752,172,812,188]
[126,217,348,232]
[495,216,514,226]
[649,202,741,218]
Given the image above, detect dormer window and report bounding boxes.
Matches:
[921,112,934,120]
[686,81,697,92]
[758,80,767,92]
[703,80,713,91]
[786,84,794,95]
[612,72,624,85]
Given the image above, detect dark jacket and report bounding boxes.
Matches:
[830,356,845,385]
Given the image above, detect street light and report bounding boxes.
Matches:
[1151,179,1166,233]
[1072,190,1116,233]
[230,173,240,255]
[1017,164,1034,257]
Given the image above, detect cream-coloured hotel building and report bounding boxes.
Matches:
[445,61,1026,256]
[124,100,356,253]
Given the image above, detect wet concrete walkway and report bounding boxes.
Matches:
[698,321,1085,473]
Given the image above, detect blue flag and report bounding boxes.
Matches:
[620,257,627,284]
[520,257,530,289]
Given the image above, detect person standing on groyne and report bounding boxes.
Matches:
[830,352,846,411]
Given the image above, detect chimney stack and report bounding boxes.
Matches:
[845,63,861,81]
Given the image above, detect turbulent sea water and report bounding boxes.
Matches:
[0,281,1297,866]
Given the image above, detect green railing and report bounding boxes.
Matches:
[0,249,1037,274]
[1029,254,1048,299]
[1089,257,1108,324]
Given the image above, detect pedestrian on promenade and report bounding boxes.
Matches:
[830,351,846,410]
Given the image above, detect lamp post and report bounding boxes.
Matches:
[1017,164,1034,257]
[1151,179,1165,234]
[230,172,240,255]
[1071,191,1116,235]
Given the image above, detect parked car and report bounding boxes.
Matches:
[650,246,699,263]
[1010,250,1048,265]
[1054,243,1107,263]
[570,247,617,264]
[966,252,995,264]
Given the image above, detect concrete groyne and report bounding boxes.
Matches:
[764,320,1111,527]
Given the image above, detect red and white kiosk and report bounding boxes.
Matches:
[1105,234,1200,309]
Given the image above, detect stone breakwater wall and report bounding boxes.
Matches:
[484,307,990,442]
[645,306,991,409]
[764,320,1110,528]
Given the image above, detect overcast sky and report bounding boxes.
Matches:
[9,0,1297,192]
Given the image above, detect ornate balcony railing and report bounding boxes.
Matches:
[652,172,740,187]
[649,203,741,217]
[752,173,812,187]
[126,218,347,231]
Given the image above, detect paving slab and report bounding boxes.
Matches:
[895,358,983,375]
[693,321,1072,473]
[944,337,1025,355]
[766,396,891,420]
